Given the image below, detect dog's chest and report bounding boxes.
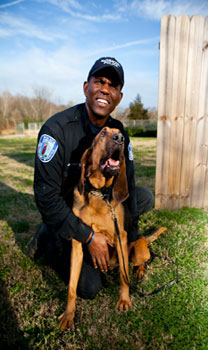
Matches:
[73,192,124,241]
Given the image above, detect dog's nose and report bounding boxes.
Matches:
[112,133,124,145]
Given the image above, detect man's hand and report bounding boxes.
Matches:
[87,232,113,272]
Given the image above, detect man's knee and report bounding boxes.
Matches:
[135,186,154,216]
[77,262,102,299]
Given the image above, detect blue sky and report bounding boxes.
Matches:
[0,0,208,109]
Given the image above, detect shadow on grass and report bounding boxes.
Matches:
[0,278,28,350]
[0,137,37,168]
[2,151,35,168]
[0,182,68,337]
[0,182,37,251]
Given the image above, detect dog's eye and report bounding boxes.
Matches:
[100,129,107,137]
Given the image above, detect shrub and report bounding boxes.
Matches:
[124,126,157,137]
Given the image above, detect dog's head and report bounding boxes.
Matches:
[79,126,129,203]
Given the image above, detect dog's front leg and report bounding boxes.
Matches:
[116,233,132,311]
[58,239,83,329]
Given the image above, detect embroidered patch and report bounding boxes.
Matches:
[128,141,134,161]
[38,134,58,163]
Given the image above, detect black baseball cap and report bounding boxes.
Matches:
[87,57,124,88]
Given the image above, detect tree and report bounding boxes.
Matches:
[127,94,149,120]
[148,107,158,120]
[30,86,53,122]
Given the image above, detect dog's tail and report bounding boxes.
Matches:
[144,227,167,244]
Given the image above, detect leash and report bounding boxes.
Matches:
[105,197,130,286]
[89,189,130,285]
[131,250,179,297]
[89,189,178,297]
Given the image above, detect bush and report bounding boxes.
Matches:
[124,126,157,137]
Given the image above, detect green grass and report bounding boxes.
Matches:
[0,136,208,350]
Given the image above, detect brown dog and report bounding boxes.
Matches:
[59,127,131,329]
[131,227,167,278]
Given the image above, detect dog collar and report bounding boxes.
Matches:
[85,177,113,201]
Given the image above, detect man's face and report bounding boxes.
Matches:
[83,70,123,121]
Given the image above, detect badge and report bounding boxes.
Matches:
[128,141,134,161]
[38,134,58,163]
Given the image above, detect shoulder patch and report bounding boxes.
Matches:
[38,134,58,163]
[128,141,134,161]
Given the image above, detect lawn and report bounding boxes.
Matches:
[0,136,207,350]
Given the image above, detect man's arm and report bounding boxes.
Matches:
[34,124,92,243]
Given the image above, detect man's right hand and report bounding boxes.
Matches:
[87,232,113,272]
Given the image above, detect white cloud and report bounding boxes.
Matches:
[85,37,160,57]
[43,0,122,22]
[0,0,24,8]
[129,0,208,20]
[0,41,158,108]
[45,0,83,11]
[0,45,91,105]
[0,12,66,41]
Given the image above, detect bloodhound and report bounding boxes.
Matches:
[59,126,131,329]
[58,126,166,329]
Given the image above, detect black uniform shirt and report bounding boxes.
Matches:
[34,103,138,243]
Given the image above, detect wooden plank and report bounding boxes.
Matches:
[156,15,208,209]
[180,16,205,207]
[167,15,190,209]
[155,15,176,209]
[191,17,208,208]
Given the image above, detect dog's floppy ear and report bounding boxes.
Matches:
[112,155,129,203]
[78,147,92,194]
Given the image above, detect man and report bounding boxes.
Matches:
[28,57,154,298]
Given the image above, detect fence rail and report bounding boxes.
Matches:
[123,119,157,130]
[14,120,155,135]
[15,122,43,135]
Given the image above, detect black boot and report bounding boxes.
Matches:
[27,223,48,260]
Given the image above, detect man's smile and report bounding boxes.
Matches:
[96,98,109,106]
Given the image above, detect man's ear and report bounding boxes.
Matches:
[78,147,92,194]
[118,91,123,105]
[112,155,129,203]
[83,81,89,97]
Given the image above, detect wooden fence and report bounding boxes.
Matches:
[155,15,208,209]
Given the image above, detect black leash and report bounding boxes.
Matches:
[131,250,179,297]
[89,189,178,297]
[89,188,130,285]
[104,197,130,286]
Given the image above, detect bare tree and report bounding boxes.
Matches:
[0,91,14,129]
[30,86,53,122]
[0,88,75,132]
[148,107,158,120]
[111,107,126,120]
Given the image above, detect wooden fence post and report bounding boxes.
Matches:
[155,15,208,209]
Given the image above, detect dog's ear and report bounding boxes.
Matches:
[78,147,92,194]
[112,155,129,203]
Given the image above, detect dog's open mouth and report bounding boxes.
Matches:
[101,158,120,171]
[100,150,121,172]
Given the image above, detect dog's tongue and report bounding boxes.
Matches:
[101,158,120,170]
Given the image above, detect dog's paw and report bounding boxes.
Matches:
[58,311,75,330]
[134,265,145,278]
[117,297,132,311]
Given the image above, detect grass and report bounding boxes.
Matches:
[0,136,208,350]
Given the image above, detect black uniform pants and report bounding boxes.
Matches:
[44,186,154,299]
